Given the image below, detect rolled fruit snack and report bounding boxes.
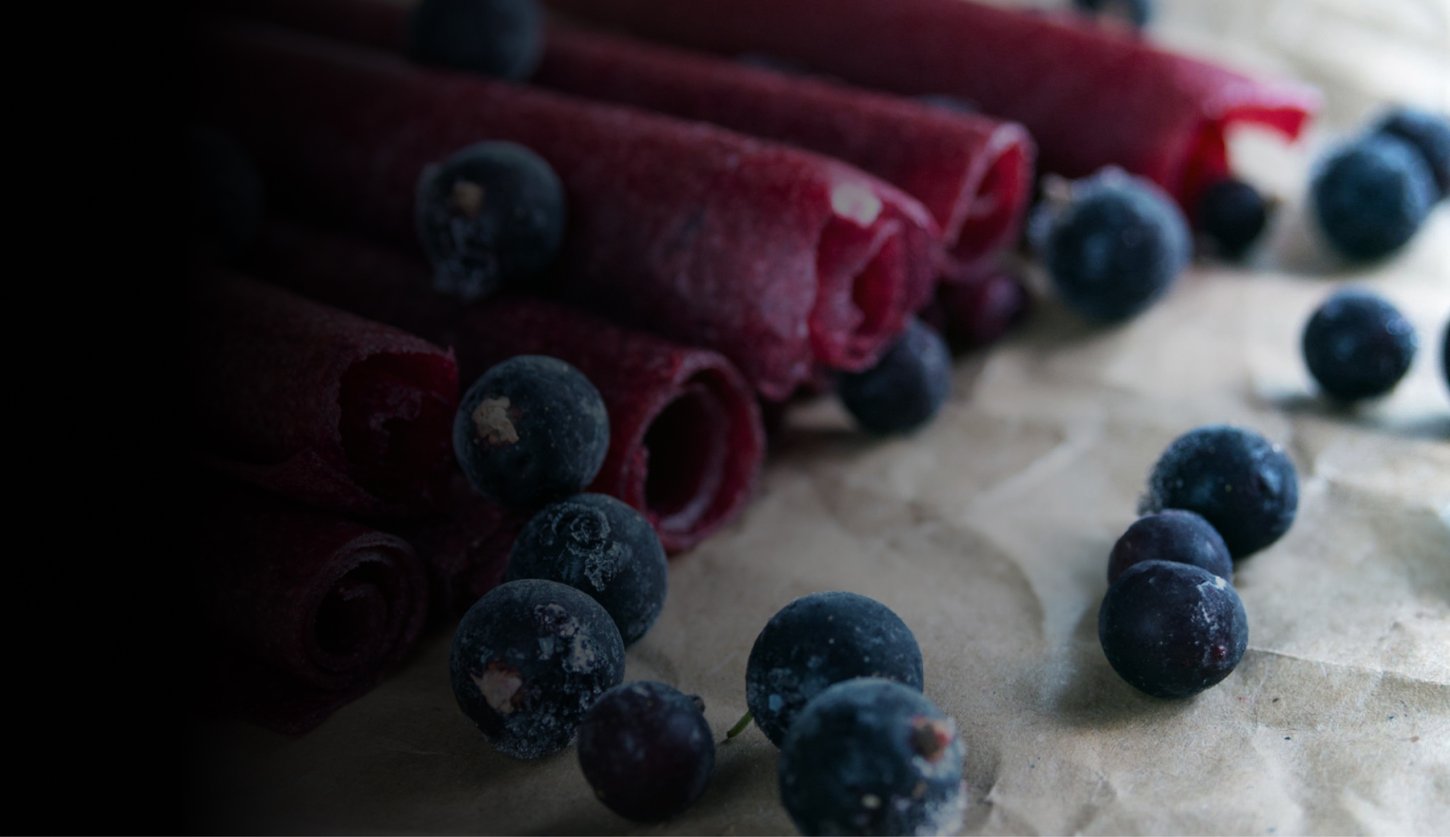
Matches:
[549,0,1321,212]
[192,481,429,734]
[214,0,1033,275]
[186,272,458,520]
[249,222,766,555]
[534,26,1033,274]
[194,23,940,401]
[407,475,527,619]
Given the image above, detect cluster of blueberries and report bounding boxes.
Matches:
[1030,105,1448,324]
[450,356,964,831]
[1099,425,1299,697]
[408,0,1445,828]
[448,356,686,794]
[452,359,966,832]
[1022,106,1449,413]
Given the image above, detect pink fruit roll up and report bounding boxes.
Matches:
[194,481,430,734]
[187,271,458,520]
[548,0,1320,211]
[195,22,941,400]
[213,0,1032,272]
[534,25,1033,272]
[249,222,766,553]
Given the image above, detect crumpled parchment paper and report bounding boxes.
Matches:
[192,0,1450,832]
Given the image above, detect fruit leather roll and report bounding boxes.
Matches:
[250,222,766,553]
[195,23,940,400]
[194,483,429,734]
[533,27,1033,271]
[187,272,458,519]
[212,0,1031,271]
[409,476,527,619]
[549,0,1320,211]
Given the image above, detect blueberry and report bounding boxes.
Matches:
[507,493,667,646]
[1310,135,1434,262]
[1108,510,1233,584]
[454,356,609,508]
[1302,289,1418,402]
[1142,425,1298,559]
[1098,561,1249,698]
[188,125,264,262]
[1036,169,1190,322]
[837,319,952,435]
[415,141,565,301]
[779,679,966,837]
[408,0,543,81]
[577,681,714,822]
[1370,106,1450,200]
[1073,0,1153,28]
[449,578,626,759]
[1195,178,1271,260]
[746,592,924,748]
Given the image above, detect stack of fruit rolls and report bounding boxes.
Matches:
[251,223,766,555]
[188,274,454,730]
[550,0,1321,211]
[215,0,1033,278]
[187,272,458,519]
[195,23,940,401]
[195,482,430,734]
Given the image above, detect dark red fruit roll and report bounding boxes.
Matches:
[194,483,429,734]
[922,267,1032,350]
[549,0,1320,212]
[409,475,528,618]
[533,26,1033,271]
[215,0,1031,272]
[249,223,766,553]
[195,23,939,399]
[187,272,458,519]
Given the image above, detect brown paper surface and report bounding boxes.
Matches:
[194,1,1450,833]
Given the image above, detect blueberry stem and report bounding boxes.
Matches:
[723,710,753,742]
